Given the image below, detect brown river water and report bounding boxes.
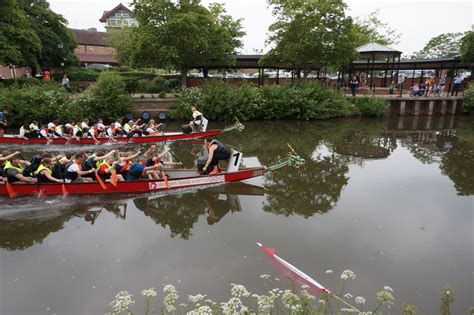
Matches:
[0,116,473,314]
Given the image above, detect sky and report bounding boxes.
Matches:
[49,0,473,56]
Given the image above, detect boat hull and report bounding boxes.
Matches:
[0,129,222,145]
[0,167,267,197]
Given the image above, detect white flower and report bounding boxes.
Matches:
[187,305,213,315]
[269,288,283,299]
[344,293,353,299]
[163,284,179,313]
[109,291,135,313]
[259,274,270,279]
[325,269,333,274]
[383,285,394,292]
[340,307,356,313]
[141,288,157,298]
[355,296,366,304]
[188,294,207,304]
[230,283,251,298]
[301,284,309,289]
[318,299,326,305]
[300,289,316,300]
[281,290,300,310]
[256,294,274,313]
[221,297,245,314]
[376,290,395,305]
[340,270,356,280]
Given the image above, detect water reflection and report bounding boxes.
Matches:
[134,183,265,239]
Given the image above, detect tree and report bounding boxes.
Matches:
[460,31,474,64]
[262,0,356,79]
[22,0,77,71]
[352,10,401,47]
[106,27,136,66]
[127,0,244,87]
[0,0,76,71]
[410,32,465,59]
[0,0,41,66]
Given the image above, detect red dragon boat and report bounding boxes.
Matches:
[0,146,304,198]
[0,121,244,145]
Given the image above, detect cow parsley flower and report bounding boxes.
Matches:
[340,270,356,280]
[230,283,251,298]
[221,297,245,314]
[325,269,333,274]
[383,285,394,292]
[259,274,270,279]
[187,305,213,315]
[141,288,157,298]
[355,296,366,304]
[269,288,283,299]
[188,294,207,304]
[376,290,395,305]
[163,284,179,313]
[109,291,135,314]
[281,290,301,310]
[344,293,353,299]
[256,294,274,313]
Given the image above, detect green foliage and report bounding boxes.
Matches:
[440,286,454,315]
[410,32,466,59]
[262,0,356,71]
[0,77,43,89]
[0,0,76,68]
[0,84,70,126]
[78,72,132,121]
[52,67,102,82]
[175,81,353,121]
[127,0,245,86]
[463,83,474,114]
[0,72,132,126]
[352,10,401,47]
[353,96,388,117]
[460,31,474,63]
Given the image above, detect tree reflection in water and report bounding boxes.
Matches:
[133,183,265,239]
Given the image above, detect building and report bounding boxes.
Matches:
[99,3,137,30]
[71,28,117,66]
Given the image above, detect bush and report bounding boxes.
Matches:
[0,72,132,127]
[75,71,132,121]
[0,84,70,126]
[353,96,388,117]
[463,82,474,113]
[0,77,44,89]
[52,67,102,82]
[175,81,352,121]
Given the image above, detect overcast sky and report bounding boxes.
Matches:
[49,0,473,56]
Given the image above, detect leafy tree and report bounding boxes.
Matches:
[106,27,136,66]
[22,0,77,71]
[0,0,76,71]
[0,0,41,66]
[127,0,244,87]
[352,10,401,47]
[262,0,356,79]
[460,31,474,65]
[410,32,465,59]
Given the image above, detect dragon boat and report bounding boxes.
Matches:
[0,146,304,198]
[0,121,244,145]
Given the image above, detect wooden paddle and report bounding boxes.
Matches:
[5,181,17,198]
[161,170,169,189]
[95,170,108,190]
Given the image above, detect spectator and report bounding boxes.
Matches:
[397,73,406,92]
[389,80,395,95]
[410,84,421,97]
[451,73,464,96]
[425,76,434,96]
[61,74,70,92]
[437,74,446,96]
[349,75,359,96]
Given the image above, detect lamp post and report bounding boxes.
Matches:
[58,42,64,74]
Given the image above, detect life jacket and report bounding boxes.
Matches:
[74,124,83,132]
[81,155,96,171]
[4,160,23,173]
[52,163,66,179]
[116,160,131,174]
[65,161,81,182]
[97,160,111,175]
[23,155,42,177]
[211,139,231,156]
[4,161,24,183]
[91,128,98,137]
[35,164,53,183]
[29,123,39,131]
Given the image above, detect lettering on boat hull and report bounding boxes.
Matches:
[149,175,225,190]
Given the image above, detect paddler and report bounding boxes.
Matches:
[64,153,96,183]
[115,151,141,177]
[34,158,64,183]
[80,118,91,136]
[106,123,118,142]
[202,137,231,175]
[3,155,37,183]
[189,106,206,132]
[29,120,40,138]
[19,123,30,139]
[97,156,125,182]
[126,155,161,181]
[0,150,21,183]
[0,107,8,137]
[88,124,101,144]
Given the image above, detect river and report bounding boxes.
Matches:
[0,116,473,314]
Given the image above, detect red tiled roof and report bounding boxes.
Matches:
[76,53,118,65]
[99,3,133,22]
[71,28,107,46]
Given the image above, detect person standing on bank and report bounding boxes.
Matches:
[62,74,70,92]
[349,75,359,96]
[203,137,231,175]
[0,107,8,137]
[451,73,464,96]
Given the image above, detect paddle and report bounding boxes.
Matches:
[95,168,108,190]
[5,181,17,198]
[161,170,169,189]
